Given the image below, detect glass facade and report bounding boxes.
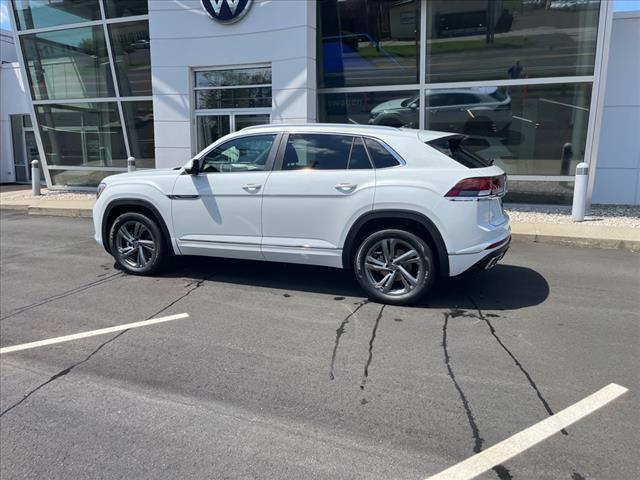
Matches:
[12,0,154,187]
[318,0,604,203]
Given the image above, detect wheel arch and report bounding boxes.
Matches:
[102,199,173,255]
[342,210,449,277]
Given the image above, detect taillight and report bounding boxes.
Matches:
[445,174,506,199]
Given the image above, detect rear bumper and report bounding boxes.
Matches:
[470,236,511,271]
[447,232,511,276]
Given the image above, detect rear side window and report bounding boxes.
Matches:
[427,135,492,169]
[282,134,371,170]
[364,138,402,168]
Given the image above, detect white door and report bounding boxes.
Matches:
[261,133,375,268]
[172,133,279,260]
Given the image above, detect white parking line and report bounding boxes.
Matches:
[0,313,190,354]
[425,383,629,480]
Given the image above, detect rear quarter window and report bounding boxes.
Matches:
[427,135,492,169]
[364,138,402,168]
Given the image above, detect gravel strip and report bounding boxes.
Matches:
[1,189,94,202]
[505,204,640,228]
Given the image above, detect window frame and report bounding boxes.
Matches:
[194,132,282,175]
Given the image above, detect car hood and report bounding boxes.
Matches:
[105,168,182,184]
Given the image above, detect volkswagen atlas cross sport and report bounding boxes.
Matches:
[93,124,510,305]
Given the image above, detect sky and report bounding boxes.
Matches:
[1,0,640,31]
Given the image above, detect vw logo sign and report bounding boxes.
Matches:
[201,0,253,24]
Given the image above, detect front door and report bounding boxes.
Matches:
[171,133,279,260]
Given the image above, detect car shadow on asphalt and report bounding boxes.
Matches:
[145,255,549,312]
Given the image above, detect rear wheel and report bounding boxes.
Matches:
[354,229,435,305]
[109,212,166,275]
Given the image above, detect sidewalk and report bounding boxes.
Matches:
[1,185,638,251]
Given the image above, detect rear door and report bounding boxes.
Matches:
[261,133,375,267]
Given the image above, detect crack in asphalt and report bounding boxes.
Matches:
[360,304,385,391]
[0,278,206,418]
[0,272,125,322]
[466,295,568,436]
[329,300,368,381]
[442,311,513,480]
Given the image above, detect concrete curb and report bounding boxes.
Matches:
[1,204,638,252]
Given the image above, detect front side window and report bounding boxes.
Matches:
[282,134,372,171]
[200,134,276,173]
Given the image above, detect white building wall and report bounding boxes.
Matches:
[149,0,317,168]
[1,27,30,184]
[592,11,640,205]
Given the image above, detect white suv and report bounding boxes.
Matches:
[93,124,510,305]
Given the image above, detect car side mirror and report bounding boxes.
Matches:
[185,158,200,175]
[409,102,418,110]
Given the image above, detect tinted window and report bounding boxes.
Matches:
[283,134,352,170]
[348,137,372,169]
[201,135,276,173]
[364,138,402,168]
[427,136,491,169]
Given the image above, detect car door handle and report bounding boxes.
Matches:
[335,183,357,193]
[242,183,262,193]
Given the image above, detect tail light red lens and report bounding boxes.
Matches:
[445,174,507,198]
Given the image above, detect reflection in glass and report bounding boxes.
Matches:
[319,90,420,128]
[235,114,271,131]
[196,115,231,151]
[318,0,420,88]
[121,101,154,168]
[12,0,100,30]
[108,21,152,96]
[195,68,272,87]
[424,83,592,176]
[49,169,114,188]
[195,87,272,109]
[103,0,148,18]
[424,0,600,83]
[35,103,128,168]
[21,26,114,100]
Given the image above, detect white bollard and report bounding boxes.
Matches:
[127,156,136,172]
[31,159,41,197]
[571,162,589,222]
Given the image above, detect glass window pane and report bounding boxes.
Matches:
[22,115,33,128]
[195,68,272,87]
[121,101,154,168]
[235,114,271,131]
[49,169,116,187]
[196,115,231,151]
[21,26,114,100]
[424,83,592,176]
[318,0,420,88]
[108,21,152,96]
[318,90,420,128]
[201,134,276,173]
[12,0,101,30]
[195,87,272,109]
[424,0,600,83]
[283,134,352,170]
[103,0,148,18]
[364,137,401,168]
[35,102,128,168]
[504,180,574,205]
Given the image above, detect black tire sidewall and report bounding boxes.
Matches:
[109,212,165,275]
[354,229,435,305]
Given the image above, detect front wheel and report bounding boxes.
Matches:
[109,212,167,275]
[354,229,436,305]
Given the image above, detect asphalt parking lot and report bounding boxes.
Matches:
[1,210,638,479]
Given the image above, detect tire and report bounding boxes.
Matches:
[108,212,167,276]
[354,229,436,306]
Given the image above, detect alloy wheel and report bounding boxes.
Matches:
[363,237,426,296]
[115,220,156,269]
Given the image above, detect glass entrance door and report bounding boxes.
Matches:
[195,112,270,152]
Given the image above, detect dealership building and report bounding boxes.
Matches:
[1,0,639,204]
